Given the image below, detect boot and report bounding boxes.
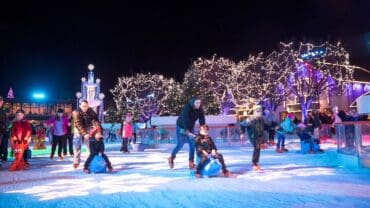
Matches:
[108,166,113,173]
[276,148,283,153]
[168,156,175,169]
[222,169,231,177]
[195,171,201,178]
[189,160,195,169]
[83,167,90,174]
[252,163,260,171]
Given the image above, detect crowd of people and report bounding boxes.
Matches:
[0,95,366,178]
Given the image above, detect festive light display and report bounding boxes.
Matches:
[278,41,354,120]
[110,73,181,118]
[111,41,357,118]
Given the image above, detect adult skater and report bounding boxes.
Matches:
[168,97,205,169]
[74,100,98,165]
[46,108,70,160]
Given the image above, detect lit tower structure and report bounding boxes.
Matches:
[75,64,105,123]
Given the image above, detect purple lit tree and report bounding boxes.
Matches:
[278,42,354,121]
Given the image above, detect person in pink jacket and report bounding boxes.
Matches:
[46,108,70,160]
[120,113,133,153]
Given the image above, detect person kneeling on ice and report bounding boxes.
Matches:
[297,123,324,154]
[194,125,230,178]
[83,119,113,173]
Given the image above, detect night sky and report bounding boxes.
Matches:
[1,1,370,101]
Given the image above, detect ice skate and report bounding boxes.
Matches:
[168,156,174,169]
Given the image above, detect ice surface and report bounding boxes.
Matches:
[1,142,370,208]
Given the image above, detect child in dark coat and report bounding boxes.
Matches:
[83,119,113,173]
[194,125,230,178]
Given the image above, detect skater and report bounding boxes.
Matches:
[64,111,74,156]
[168,97,205,169]
[264,109,278,146]
[8,109,32,171]
[71,110,83,169]
[46,108,70,160]
[246,105,267,171]
[194,125,230,178]
[275,113,296,153]
[33,123,46,150]
[75,100,99,164]
[0,96,10,164]
[83,119,113,173]
[132,120,139,144]
[120,112,133,153]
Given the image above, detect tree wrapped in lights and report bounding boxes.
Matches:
[277,41,354,121]
[110,73,180,118]
[182,55,236,114]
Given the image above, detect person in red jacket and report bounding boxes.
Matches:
[9,109,32,171]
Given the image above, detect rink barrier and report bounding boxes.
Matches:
[102,123,300,146]
[335,121,370,168]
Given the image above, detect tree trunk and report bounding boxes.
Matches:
[299,97,313,123]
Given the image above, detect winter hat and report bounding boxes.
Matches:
[287,113,295,119]
[252,105,262,111]
[15,109,25,114]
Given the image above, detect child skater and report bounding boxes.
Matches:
[83,119,113,173]
[246,105,268,171]
[120,113,133,153]
[194,124,230,178]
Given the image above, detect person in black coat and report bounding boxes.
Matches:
[168,97,206,169]
[194,125,229,177]
[246,105,268,171]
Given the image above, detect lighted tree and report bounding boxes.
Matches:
[110,73,180,118]
[182,55,237,114]
[161,81,183,116]
[277,41,354,121]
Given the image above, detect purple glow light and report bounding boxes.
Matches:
[353,83,363,91]
[364,84,370,92]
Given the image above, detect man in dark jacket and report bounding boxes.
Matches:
[168,97,206,169]
[74,100,99,169]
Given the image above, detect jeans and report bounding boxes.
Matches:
[73,135,82,165]
[171,125,195,161]
[64,133,74,155]
[51,135,66,157]
[276,132,285,149]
